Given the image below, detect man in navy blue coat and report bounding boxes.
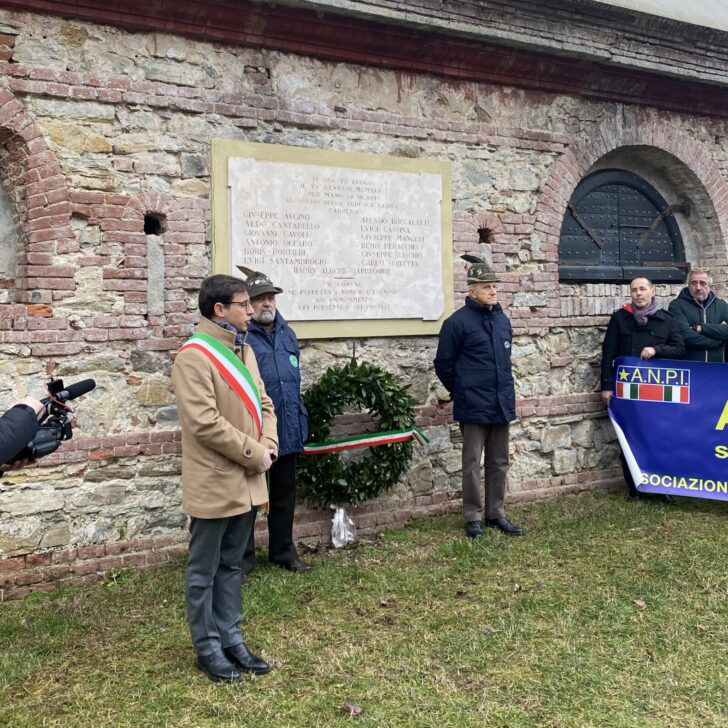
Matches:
[238,268,311,574]
[434,255,523,538]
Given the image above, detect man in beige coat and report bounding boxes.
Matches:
[172,274,278,682]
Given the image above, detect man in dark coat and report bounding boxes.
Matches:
[668,269,728,363]
[601,276,685,500]
[238,268,311,574]
[434,255,523,538]
[0,396,44,469]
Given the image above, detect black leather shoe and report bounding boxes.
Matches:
[273,558,312,573]
[196,652,241,683]
[465,520,483,538]
[485,517,524,536]
[224,642,270,675]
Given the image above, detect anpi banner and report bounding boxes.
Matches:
[608,356,728,501]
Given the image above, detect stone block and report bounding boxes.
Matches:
[513,292,547,308]
[571,420,594,448]
[141,58,215,88]
[88,484,128,506]
[181,153,208,177]
[510,167,540,191]
[84,466,136,482]
[553,447,577,474]
[133,375,174,407]
[0,517,43,555]
[138,459,182,477]
[146,234,165,317]
[40,522,71,548]
[130,351,171,375]
[509,451,551,483]
[44,120,112,153]
[33,99,116,122]
[155,405,179,424]
[541,425,571,453]
[405,460,435,495]
[0,490,65,516]
[423,425,451,455]
[438,450,462,474]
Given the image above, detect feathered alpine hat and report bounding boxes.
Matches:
[235,265,284,297]
[461,254,498,284]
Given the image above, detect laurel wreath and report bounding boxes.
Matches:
[298,360,416,506]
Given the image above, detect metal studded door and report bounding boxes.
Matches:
[559,169,687,282]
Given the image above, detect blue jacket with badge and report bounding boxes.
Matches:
[246,311,308,456]
[434,297,516,424]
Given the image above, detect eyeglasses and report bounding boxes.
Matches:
[226,299,254,310]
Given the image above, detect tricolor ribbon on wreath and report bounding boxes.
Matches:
[302,427,430,548]
[301,427,430,455]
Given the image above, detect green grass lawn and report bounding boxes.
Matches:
[1,491,727,727]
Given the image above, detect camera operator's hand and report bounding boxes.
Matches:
[0,457,34,473]
[18,396,46,420]
[0,397,44,471]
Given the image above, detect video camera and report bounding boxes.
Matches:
[7,377,96,464]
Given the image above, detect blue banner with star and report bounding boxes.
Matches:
[608,356,728,501]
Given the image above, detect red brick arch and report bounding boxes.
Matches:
[0,89,75,304]
[124,190,179,221]
[534,111,728,289]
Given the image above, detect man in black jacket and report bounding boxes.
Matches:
[434,255,523,538]
[0,396,44,470]
[601,276,685,499]
[668,269,728,363]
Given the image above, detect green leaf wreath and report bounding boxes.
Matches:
[298,360,417,506]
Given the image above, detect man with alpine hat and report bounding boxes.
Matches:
[237,266,311,575]
[172,274,278,682]
[434,255,523,538]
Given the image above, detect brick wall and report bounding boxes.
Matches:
[0,6,726,599]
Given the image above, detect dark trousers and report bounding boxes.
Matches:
[241,453,298,574]
[620,452,639,499]
[460,422,510,522]
[185,509,255,656]
[620,452,665,501]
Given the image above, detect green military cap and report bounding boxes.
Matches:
[236,265,283,297]
[462,254,498,284]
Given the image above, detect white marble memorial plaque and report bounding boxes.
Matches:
[228,158,445,321]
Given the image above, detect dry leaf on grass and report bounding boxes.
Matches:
[633,599,646,609]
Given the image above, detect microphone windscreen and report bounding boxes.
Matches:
[64,379,96,400]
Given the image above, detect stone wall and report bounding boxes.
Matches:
[289,0,728,86]
[1,4,727,599]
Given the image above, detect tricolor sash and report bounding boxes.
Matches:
[180,333,262,436]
